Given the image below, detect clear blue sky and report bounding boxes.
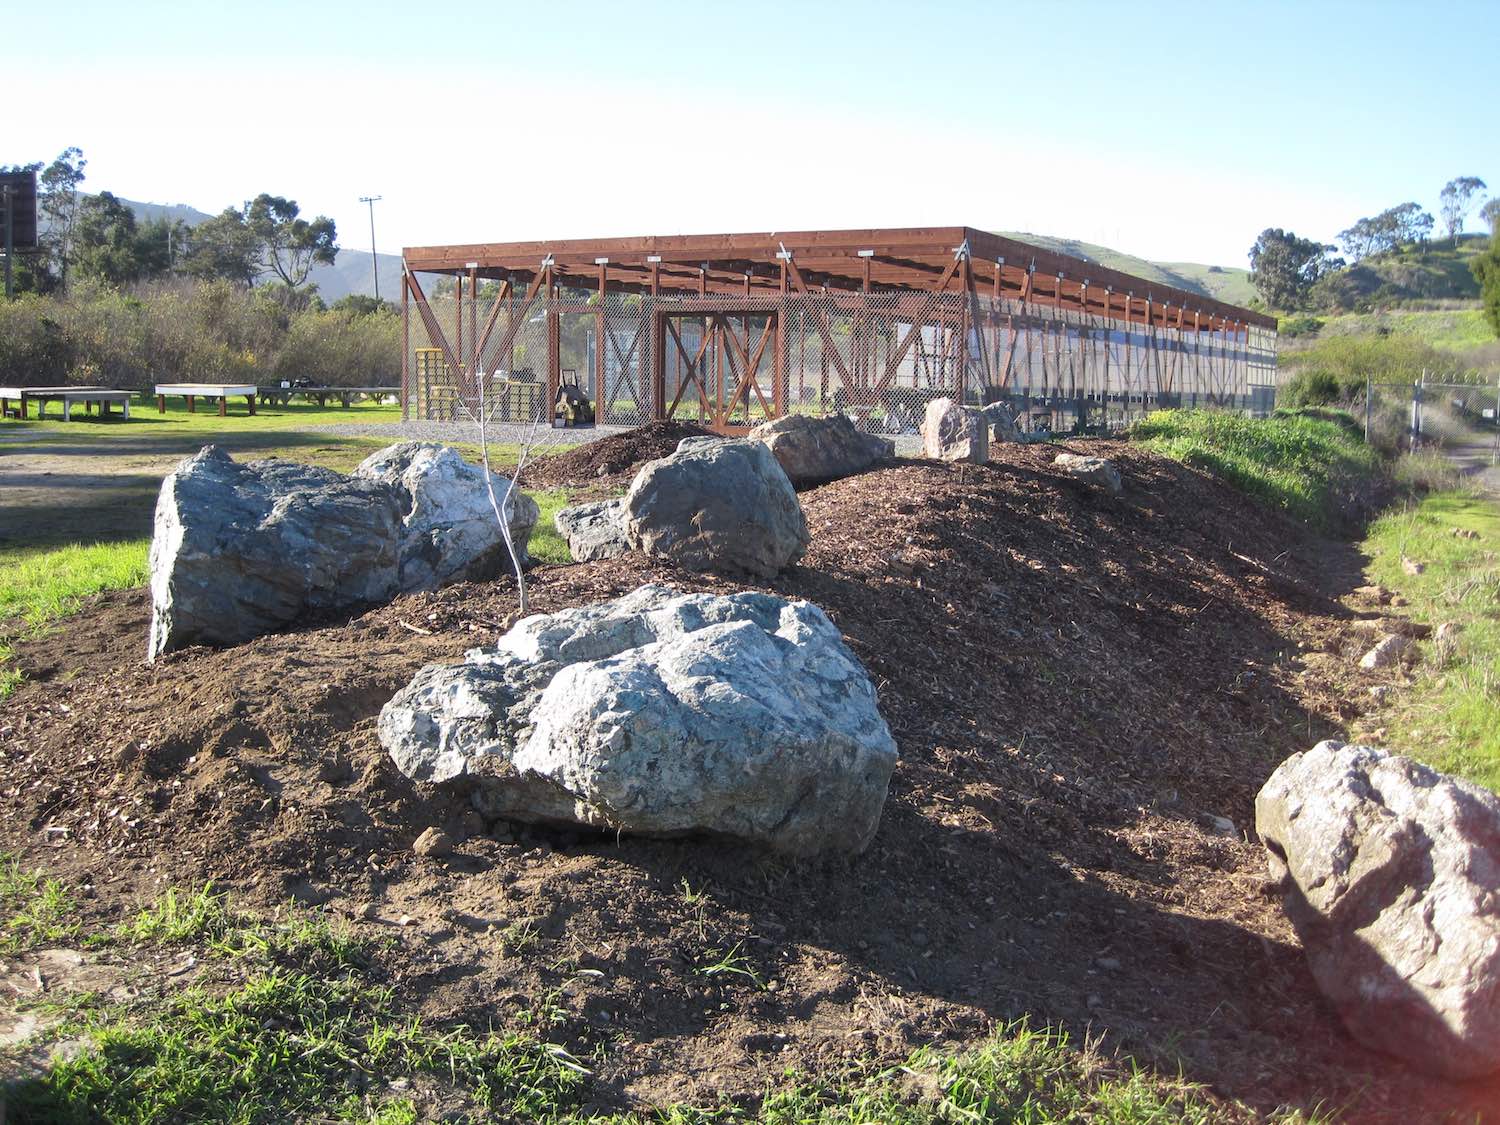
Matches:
[9,0,1495,268]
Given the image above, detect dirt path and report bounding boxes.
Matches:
[1437,432,1500,496]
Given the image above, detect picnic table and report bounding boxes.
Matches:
[257,385,400,408]
[0,385,135,421]
[154,382,258,417]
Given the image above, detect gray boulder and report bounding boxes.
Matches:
[554,498,628,562]
[978,401,1022,444]
[148,443,538,659]
[1256,740,1500,1078]
[378,585,898,855]
[921,398,988,463]
[621,438,808,576]
[748,413,894,487]
[1053,452,1122,494]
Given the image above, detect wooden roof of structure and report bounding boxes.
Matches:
[403,226,1275,332]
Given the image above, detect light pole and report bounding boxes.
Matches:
[359,195,383,301]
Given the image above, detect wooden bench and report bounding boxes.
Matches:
[257,385,399,408]
[154,382,258,417]
[0,386,135,421]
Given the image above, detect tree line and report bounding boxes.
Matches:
[1249,175,1498,329]
[1,147,338,295]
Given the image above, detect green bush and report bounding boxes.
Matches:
[1279,332,1474,406]
[1278,369,1342,407]
[0,278,398,390]
[1278,314,1324,339]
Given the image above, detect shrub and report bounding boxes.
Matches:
[1278,314,1324,339]
[1278,369,1342,407]
[0,278,398,391]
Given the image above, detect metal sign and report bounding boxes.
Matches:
[0,170,39,252]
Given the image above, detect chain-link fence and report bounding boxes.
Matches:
[404,281,1277,434]
[1367,379,1500,464]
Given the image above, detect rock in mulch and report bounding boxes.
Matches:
[979,401,1024,444]
[148,443,539,659]
[620,437,808,577]
[1358,633,1414,670]
[553,498,628,562]
[748,413,894,487]
[378,584,898,856]
[921,398,988,463]
[1352,584,1393,605]
[1053,453,1123,494]
[1256,740,1500,1078]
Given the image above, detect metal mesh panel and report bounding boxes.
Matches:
[404,275,1277,433]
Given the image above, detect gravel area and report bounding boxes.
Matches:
[304,420,634,446]
[307,418,928,455]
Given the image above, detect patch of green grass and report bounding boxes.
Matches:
[1,852,81,952]
[529,487,574,565]
[1131,409,1382,529]
[1,394,402,436]
[0,538,150,696]
[594,1019,1298,1123]
[1360,492,1500,789]
[5,968,589,1124]
[0,539,151,628]
[120,882,370,970]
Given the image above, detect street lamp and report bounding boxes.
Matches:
[359,195,383,301]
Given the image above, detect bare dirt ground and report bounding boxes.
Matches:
[1,439,1493,1120]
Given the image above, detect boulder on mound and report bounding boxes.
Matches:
[553,498,628,562]
[1255,739,1500,1079]
[378,584,898,855]
[620,437,808,576]
[148,443,539,659]
[921,398,988,463]
[748,413,894,487]
[1053,452,1122,494]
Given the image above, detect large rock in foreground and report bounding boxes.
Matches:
[748,413,894,487]
[149,443,539,659]
[621,437,808,576]
[921,398,988,463]
[378,585,898,855]
[1256,740,1500,1078]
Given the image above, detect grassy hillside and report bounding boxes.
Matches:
[1315,306,1496,352]
[1311,235,1488,311]
[998,231,1256,306]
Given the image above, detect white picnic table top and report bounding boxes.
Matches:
[0,385,118,397]
[154,383,259,395]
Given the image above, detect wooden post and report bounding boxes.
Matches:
[401,265,410,420]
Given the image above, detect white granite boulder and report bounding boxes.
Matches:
[1256,740,1500,1078]
[148,443,538,658]
[378,585,898,855]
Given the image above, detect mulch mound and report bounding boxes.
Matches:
[1,440,1484,1120]
[521,419,713,491]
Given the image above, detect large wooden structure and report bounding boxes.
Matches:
[401,226,1277,433]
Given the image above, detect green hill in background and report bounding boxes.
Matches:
[997,231,1257,306]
